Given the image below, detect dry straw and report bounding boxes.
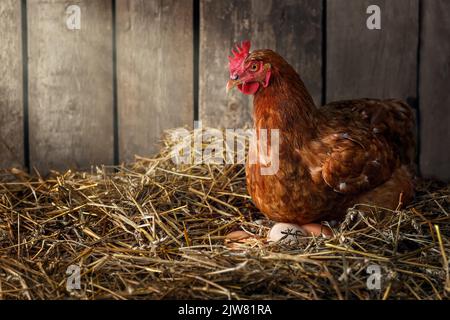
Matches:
[0,129,449,299]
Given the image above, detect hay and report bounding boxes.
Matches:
[0,129,449,300]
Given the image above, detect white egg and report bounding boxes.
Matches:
[268,223,305,243]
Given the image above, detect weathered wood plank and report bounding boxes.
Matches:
[200,0,323,128]
[326,0,418,102]
[0,0,24,169]
[28,0,114,173]
[419,0,450,180]
[116,0,193,163]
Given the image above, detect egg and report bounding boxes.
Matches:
[268,223,305,243]
[268,222,333,243]
[225,230,252,241]
[301,223,333,238]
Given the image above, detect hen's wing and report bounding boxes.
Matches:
[323,99,416,170]
[317,128,396,194]
[311,98,416,194]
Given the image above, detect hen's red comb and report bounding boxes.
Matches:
[228,40,251,73]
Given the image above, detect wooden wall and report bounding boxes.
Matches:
[0,0,448,180]
[116,0,193,163]
[0,0,23,169]
[326,0,418,102]
[419,0,450,180]
[28,0,114,172]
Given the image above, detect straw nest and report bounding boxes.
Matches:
[0,129,449,300]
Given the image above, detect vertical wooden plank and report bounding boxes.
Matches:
[420,0,450,180]
[200,0,323,128]
[28,0,113,173]
[326,0,418,102]
[116,0,193,162]
[0,1,24,169]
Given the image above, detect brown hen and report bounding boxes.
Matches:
[226,41,415,236]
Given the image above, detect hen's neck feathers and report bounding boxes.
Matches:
[252,51,321,143]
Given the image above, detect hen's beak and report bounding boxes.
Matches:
[226,79,241,94]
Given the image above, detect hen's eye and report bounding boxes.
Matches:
[250,63,258,71]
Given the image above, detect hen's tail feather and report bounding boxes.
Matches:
[381,99,416,173]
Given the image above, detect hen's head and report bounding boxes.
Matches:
[226,41,273,95]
